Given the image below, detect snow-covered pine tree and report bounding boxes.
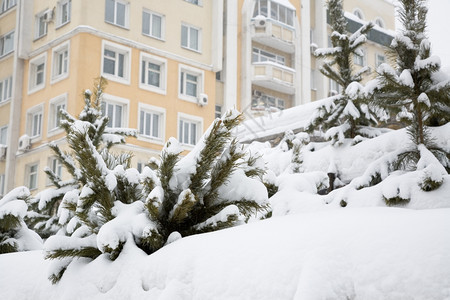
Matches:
[140,110,268,254]
[26,78,136,239]
[372,0,450,171]
[307,0,380,145]
[45,101,268,283]
[0,187,43,253]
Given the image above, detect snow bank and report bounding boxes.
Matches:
[1,207,449,299]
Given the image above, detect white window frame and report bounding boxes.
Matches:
[101,40,131,85]
[178,64,204,102]
[26,103,44,140]
[28,53,47,94]
[252,47,285,65]
[56,0,71,28]
[1,0,16,14]
[329,79,341,96]
[139,52,167,94]
[215,105,222,119]
[47,156,62,185]
[0,125,7,145]
[253,0,295,27]
[375,53,386,68]
[354,48,366,66]
[48,93,67,135]
[35,10,48,39]
[178,112,203,148]
[51,41,70,84]
[26,163,39,191]
[137,103,165,144]
[0,76,12,104]
[101,94,129,128]
[184,0,202,6]
[0,31,14,58]
[0,173,5,197]
[142,9,165,40]
[105,0,129,29]
[181,23,201,52]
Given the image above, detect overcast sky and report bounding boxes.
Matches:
[427,0,450,71]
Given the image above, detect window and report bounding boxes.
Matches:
[51,42,70,82]
[251,93,285,111]
[48,94,67,133]
[57,0,71,27]
[0,31,14,57]
[105,0,128,28]
[0,174,5,197]
[181,24,201,52]
[35,11,48,39]
[49,157,62,178]
[329,79,341,96]
[252,47,285,65]
[179,65,203,101]
[27,105,43,138]
[27,163,39,190]
[0,125,7,145]
[353,9,364,20]
[184,0,201,5]
[101,95,129,128]
[29,54,47,92]
[178,115,202,146]
[140,53,166,93]
[142,10,164,40]
[215,105,222,118]
[102,102,123,127]
[0,76,12,103]
[375,18,384,28]
[137,162,143,173]
[353,48,366,66]
[138,104,164,140]
[1,0,16,14]
[101,41,131,84]
[376,53,386,68]
[253,0,294,27]
[180,71,198,98]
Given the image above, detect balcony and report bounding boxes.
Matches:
[252,62,295,95]
[251,17,296,53]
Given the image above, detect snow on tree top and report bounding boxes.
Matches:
[399,70,414,88]
[163,137,183,155]
[417,93,431,108]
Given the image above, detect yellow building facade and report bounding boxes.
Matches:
[0,0,395,196]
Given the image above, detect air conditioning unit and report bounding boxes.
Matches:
[43,9,54,23]
[0,145,6,160]
[254,15,267,28]
[18,135,31,152]
[197,93,208,106]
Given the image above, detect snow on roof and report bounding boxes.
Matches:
[237,98,329,143]
[344,11,396,36]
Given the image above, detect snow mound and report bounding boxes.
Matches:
[0,208,449,299]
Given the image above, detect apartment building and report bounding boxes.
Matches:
[309,0,396,101]
[0,0,395,196]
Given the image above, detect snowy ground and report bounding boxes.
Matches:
[1,207,449,300]
[1,105,450,299]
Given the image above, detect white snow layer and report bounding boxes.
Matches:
[1,207,449,300]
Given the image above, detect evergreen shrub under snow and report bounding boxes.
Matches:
[42,79,268,283]
[0,187,43,253]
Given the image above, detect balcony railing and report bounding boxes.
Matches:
[252,62,295,95]
[251,17,295,53]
